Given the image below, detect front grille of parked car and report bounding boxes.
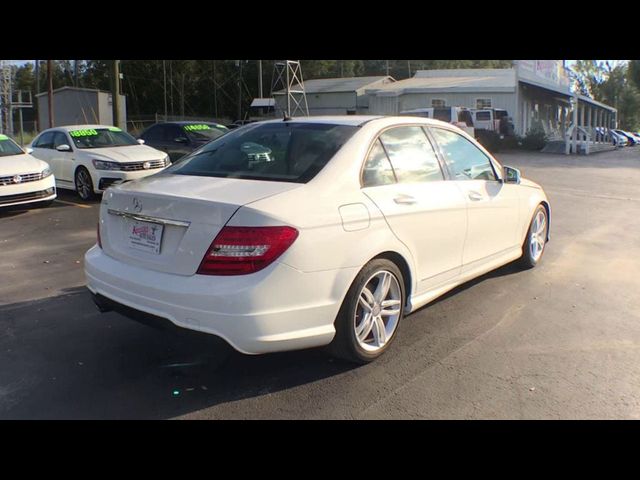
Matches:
[0,187,55,205]
[0,172,43,187]
[119,159,166,172]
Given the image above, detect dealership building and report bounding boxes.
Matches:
[365,61,617,141]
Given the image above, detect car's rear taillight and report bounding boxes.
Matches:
[97,222,102,248]
[197,226,298,276]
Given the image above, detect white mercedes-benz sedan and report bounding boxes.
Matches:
[85,116,550,363]
[30,125,170,201]
[0,134,56,208]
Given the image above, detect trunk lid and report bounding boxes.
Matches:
[99,173,301,275]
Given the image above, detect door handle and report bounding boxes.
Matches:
[393,195,417,205]
[468,191,484,201]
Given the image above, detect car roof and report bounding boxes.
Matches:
[257,115,384,127]
[46,125,116,131]
[248,115,465,129]
[161,121,226,126]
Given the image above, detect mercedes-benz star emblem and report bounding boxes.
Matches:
[143,161,151,170]
[12,175,22,184]
[133,197,142,212]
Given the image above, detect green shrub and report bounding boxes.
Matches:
[521,124,548,151]
[499,135,523,150]
[475,129,502,153]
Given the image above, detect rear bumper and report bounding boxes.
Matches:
[84,245,359,354]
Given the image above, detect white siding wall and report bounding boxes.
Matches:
[369,92,517,118]
[275,92,357,116]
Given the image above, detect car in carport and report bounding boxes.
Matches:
[138,121,229,163]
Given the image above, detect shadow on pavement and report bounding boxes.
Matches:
[0,288,356,419]
[0,259,527,420]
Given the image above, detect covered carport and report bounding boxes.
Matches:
[563,94,618,154]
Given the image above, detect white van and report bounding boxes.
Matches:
[399,107,475,136]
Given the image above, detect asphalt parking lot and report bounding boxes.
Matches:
[1,147,639,419]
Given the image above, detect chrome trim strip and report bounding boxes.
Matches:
[107,209,191,227]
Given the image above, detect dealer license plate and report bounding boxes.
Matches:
[127,220,164,255]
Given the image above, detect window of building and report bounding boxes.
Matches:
[476,98,492,109]
[431,99,446,108]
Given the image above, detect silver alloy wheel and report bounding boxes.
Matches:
[354,270,402,353]
[529,209,547,261]
[75,169,93,200]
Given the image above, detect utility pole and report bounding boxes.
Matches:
[34,60,39,131]
[386,60,390,76]
[163,60,167,121]
[111,60,122,128]
[180,73,185,118]
[47,60,54,128]
[213,60,218,119]
[238,60,243,121]
[407,60,412,78]
[258,60,263,98]
[74,60,79,87]
[169,60,174,116]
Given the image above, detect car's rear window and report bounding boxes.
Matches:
[165,122,358,183]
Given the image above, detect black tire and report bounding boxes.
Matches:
[74,166,96,201]
[328,258,405,364]
[518,204,548,269]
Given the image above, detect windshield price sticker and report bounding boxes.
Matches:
[0,134,8,141]
[108,127,122,132]
[70,129,99,137]
[184,124,211,132]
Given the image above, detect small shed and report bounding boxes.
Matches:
[36,86,126,130]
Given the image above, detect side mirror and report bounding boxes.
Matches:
[503,165,521,184]
[25,147,34,154]
[56,144,71,152]
[137,138,145,145]
[174,137,189,144]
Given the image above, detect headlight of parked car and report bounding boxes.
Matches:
[92,159,122,171]
[164,155,170,167]
[41,167,52,178]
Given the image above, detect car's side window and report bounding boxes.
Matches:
[362,139,396,187]
[162,125,186,142]
[53,132,69,149]
[379,126,444,183]
[34,131,55,149]
[143,125,163,142]
[167,125,185,141]
[430,127,497,181]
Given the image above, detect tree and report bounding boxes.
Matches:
[629,60,640,91]
[570,61,640,131]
